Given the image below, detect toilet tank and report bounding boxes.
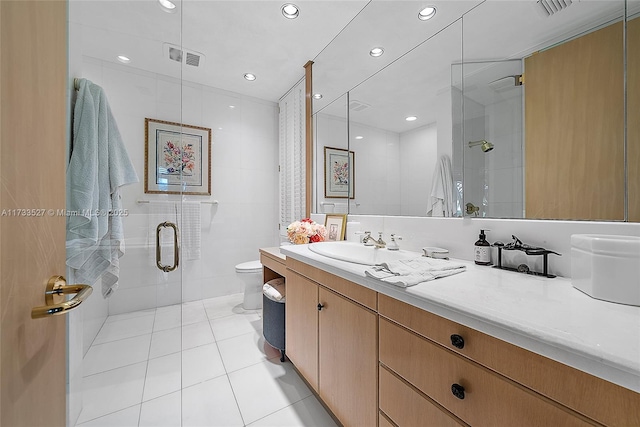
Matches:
[571,234,640,306]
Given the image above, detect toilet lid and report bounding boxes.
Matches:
[235,260,262,273]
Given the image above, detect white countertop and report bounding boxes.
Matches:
[280,243,640,393]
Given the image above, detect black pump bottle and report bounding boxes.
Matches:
[474,229,491,265]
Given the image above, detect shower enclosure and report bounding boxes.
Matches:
[68,1,187,424]
[452,60,525,219]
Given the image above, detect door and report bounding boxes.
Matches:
[318,287,377,427]
[0,1,68,426]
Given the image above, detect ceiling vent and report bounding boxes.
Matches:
[349,100,371,111]
[537,0,572,17]
[163,43,205,68]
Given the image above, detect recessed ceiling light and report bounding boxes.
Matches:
[158,0,176,13]
[229,105,236,109]
[281,3,299,19]
[369,47,384,57]
[117,55,131,63]
[312,93,323,100]
[405,116,418,121]
[418,6,436,21]
[355,136,364,140]
[244,73,256,81]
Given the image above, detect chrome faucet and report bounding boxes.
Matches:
[363,231,386,248]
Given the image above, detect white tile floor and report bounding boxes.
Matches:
[76,293,337,427]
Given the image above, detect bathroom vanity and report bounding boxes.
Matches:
[276,244,640,427]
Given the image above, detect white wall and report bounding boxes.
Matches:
[399,123,438,216]
[81,57,280,315]
[348,122,401,215]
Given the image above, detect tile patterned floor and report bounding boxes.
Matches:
[76,294,337,427]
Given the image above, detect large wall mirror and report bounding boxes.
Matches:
[312,0,638,222]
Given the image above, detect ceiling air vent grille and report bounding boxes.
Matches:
[163,43,206,68]
[349,100,370,111]
[185,52,200,67]
[537,0,572,16]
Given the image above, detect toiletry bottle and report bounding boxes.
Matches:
[474,229,491,265]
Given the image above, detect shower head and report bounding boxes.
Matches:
[468,140,494,153]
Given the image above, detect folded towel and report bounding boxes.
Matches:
[263,278,286,302]
[365,257,466,287]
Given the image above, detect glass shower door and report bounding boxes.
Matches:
[67,1,187,425]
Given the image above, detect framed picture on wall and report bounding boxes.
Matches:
[324,146,355,198]
[145,118,211,195]
[324,214,347,242]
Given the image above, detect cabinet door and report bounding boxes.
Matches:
[285,271,319,391]
[319,287,378,427]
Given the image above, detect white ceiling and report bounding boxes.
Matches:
[71,0,630,132]
[70,0,369,102]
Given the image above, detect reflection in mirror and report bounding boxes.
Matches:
[313,0,634,221]
[459,0,626,221]
[453,60,523,219]
[314,94,349,214]
[629,1,640,221]
[345,19,463,216]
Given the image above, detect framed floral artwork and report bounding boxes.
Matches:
[324,146,355,198]
[324,214,347,241]
[145,118,211,195]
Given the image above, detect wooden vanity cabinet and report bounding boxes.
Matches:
[284,257,639,427]
[379,294,640,427]
[286,258,378,427]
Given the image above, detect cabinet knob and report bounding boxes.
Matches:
[451,383,465,400]
[450,334,465,349]
[317,303,324,311]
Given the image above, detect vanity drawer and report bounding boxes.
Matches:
[379,294,640,426]
[380,365,466,427]
[379,318,594,427]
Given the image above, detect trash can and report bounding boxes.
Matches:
[262,278,286,362]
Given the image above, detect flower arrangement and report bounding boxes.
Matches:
[287,218,327,245]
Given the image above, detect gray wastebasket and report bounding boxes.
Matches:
[262,279,286,362]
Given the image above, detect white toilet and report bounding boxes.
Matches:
[235,260,263,310]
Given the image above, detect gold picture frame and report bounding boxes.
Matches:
[324,214,347,241]
[144,118,211,195]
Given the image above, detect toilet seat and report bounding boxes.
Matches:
[235,260,262,274]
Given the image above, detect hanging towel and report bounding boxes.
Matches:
[179,201,201,261]
[66,78,138,298]
[365,257,466,287]
[428,155,454,217]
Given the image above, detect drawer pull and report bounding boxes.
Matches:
[451,383,465,400]
[450,334,465,349]
[317,303,324,311]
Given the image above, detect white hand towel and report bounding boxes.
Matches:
[428,155,454,217]
[365,257,466,287]
[179,201,201,261]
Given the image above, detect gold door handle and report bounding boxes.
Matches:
[156,221,179,272]
[31,276,93,319]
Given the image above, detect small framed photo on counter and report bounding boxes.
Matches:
[324,214,347,242]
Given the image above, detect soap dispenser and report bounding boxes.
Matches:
[474,229,491,265]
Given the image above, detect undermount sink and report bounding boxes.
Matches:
[308,241,422,266]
